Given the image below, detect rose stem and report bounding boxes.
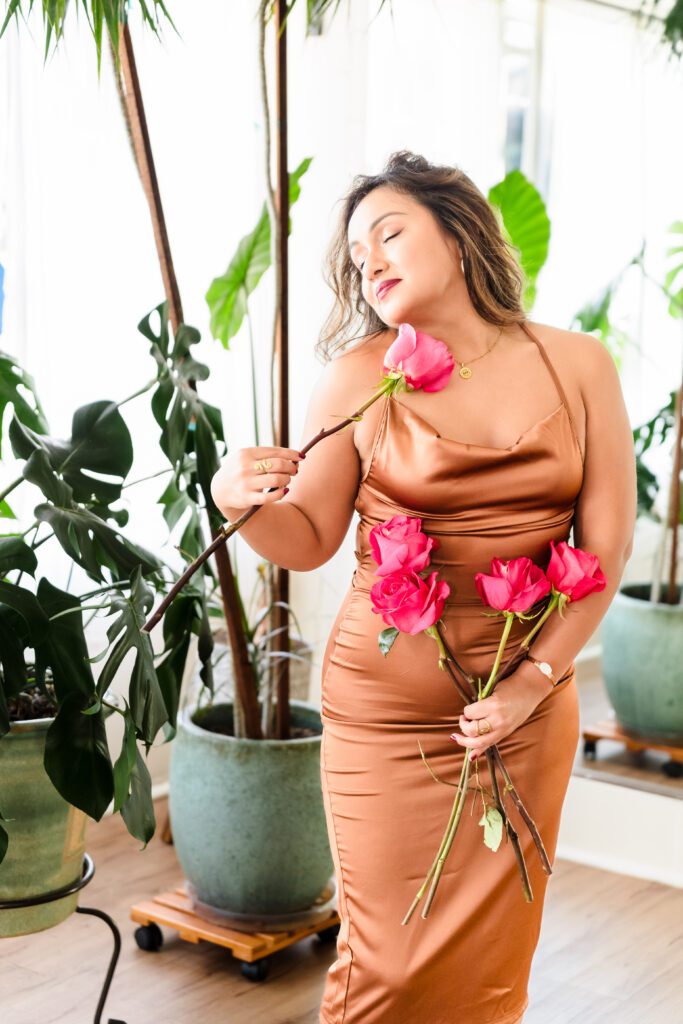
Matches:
[485,748,533,901]
[142,383,395,633]
[436,628,552,875]
[421,750,473,918]
[491,745,552,875]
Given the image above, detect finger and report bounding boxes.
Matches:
[450,729,496,749]
[258,448,304,464]
[248,482,289,504]
[459,713,496,735]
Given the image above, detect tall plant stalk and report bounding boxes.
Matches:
[110,16,264,739]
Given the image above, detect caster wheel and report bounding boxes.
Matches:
[317,923,341,943]
[583,739,597,759]
[241,958,270,982]
[662,760,683,779]
[134,923,163,952]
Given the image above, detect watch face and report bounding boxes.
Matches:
[539,662,552,676]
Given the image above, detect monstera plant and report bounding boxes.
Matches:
[0,301,227,870]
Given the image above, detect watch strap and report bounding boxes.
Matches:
[525,653,558,687]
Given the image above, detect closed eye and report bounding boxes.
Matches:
[358,231,401,272]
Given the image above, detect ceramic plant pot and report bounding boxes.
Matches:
[0,717,88,938]
[601,582,683,741]
[168,699,333,915]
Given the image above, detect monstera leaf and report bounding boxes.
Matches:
[9,445,161,584]
[35,579,113,821]
[139,302,225,549]
[205,156,313,348]
[92,566,169,747]
[0,349,49,463]
[9,399,133,512]
[488,169,550,311]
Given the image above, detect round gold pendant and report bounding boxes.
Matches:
[459,365,472,379]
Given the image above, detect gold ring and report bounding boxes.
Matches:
[476,718,492,736]
[254,459,273,474]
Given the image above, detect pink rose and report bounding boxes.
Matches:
[369,513,439,577]
[474,556,551,614]
[370,569,450,635]
[545,540,607,601]
[383,323,455,393]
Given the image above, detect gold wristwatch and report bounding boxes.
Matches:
[524,653,558,687]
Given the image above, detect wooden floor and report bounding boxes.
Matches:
[2,794,683,1023]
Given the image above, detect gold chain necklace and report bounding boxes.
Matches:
[455,325,504,380]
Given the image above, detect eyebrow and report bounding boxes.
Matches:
[349,211,407,251]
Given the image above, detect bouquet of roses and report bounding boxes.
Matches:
[368,514,606,923]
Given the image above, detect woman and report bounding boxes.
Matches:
[210,151,637,1024]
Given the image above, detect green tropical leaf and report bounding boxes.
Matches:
[9,399,133,510]
[0,348,49,462]
[113,708,138,813]
[14,446,161,584]
[139,302,226,527]
[155,587,205,737]
[205,156,313,347]
[0,579,50,647]
[0,535,38,576]
[120,741,156,845]
[488,169,550,311]
[33,577,96,702]
[94,565,168,746]
[44,691,114,820]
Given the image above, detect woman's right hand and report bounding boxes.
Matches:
[210,446,305,517]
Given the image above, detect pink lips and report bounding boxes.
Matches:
[377,279,400,300]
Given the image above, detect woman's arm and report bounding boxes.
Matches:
[512,332,638,700]
[454,333,638,755]
[212,351,365,572]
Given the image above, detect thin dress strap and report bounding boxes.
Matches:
[519,320,583,460]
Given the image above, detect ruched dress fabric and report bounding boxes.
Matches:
[318,322,585,1024]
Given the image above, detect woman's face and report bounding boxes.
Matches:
[346,185,463,329]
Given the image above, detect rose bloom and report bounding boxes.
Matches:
[370,569,450,635]
[369,513,439,577]
[474,556,551,614]
[383,323,455,393]
[545,540,607,601]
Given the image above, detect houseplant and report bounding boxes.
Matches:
[596,226,683,744]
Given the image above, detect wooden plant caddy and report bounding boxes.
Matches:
[130,884,341,982]
[582,716,683,778]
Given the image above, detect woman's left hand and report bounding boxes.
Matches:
[450,667,548,761]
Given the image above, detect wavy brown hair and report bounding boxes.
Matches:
[316,150,527,363]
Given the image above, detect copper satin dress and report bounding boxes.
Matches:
[318,322,584,1024]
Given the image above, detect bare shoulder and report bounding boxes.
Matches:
[318,329,394,450]
[524,319,617,397]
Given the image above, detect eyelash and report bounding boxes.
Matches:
[357,230,401,271]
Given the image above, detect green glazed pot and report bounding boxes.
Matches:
[601,582,683,741]
[168,700,333,915]
[0,717,88,938]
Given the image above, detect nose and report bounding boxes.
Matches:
[363,254,389,288]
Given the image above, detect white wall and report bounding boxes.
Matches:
[1,0,682,790]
